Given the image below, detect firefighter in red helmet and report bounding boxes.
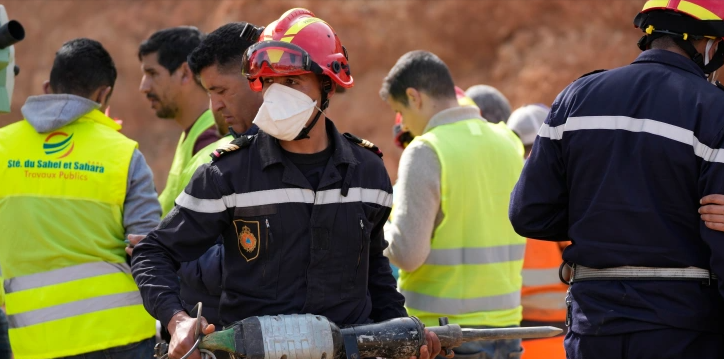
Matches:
[131,9,446,359]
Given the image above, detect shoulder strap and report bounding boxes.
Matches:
[343,132,383,158]
[210,135,256,161]
[578,69,607,80]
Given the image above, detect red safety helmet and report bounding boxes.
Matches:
[242,8,353,92]
[635,0,724,73]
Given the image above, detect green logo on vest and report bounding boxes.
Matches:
[43,131,75,158]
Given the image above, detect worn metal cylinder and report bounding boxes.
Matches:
[340,317,426,359]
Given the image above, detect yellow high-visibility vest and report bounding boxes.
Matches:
[178,135,232,188]
[0,109,156,359]
[158,110,215,216]
[399,119,526,327]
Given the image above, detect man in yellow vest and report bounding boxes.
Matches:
[138,27,219,216]
[381,50,526,359]
[0,38,159,359]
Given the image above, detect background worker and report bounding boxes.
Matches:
[138,26,217,216]
[126,22,267,342]
[181,21,264,187]
[507,104,567,359]
[382,50,526,359]
[179,20,264,331]
[465,84,512,123]
[509,1,724,357]
[0,38,160,359]
[131,9,444,359]
[388,86,479,281]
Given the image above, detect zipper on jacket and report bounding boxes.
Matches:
[264,218,271,278]
[356,218,365,270]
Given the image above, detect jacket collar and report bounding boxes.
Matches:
[258,118,358,170]
[633,49,706,78]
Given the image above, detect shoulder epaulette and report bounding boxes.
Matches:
[343,132,383,158]
[716,81,724,93]
[210,135,256,161]
[578,69,607,80]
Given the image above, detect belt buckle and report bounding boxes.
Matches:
[703,270,713,287]
[559,262,574,285]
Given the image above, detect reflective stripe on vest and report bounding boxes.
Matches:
[4,263,142,328]
[0,109,156,359]
[520,291,567,323]
[399,119,525,327]
[159,110,215,216]
[522,267,561,287]
[425,244,525,266]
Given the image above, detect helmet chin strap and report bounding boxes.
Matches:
[705,39,721,84]
[671,36,724,79]
[293,78,332,141]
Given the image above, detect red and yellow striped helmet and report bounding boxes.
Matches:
[635,0,724,39]
[641,0,724,21]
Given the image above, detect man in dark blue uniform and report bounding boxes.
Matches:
[131,9,445,359]
[509,1,724,358]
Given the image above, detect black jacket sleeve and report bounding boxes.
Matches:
[368,204,408,322]
[509,94,569,241]
[131,164,233,326]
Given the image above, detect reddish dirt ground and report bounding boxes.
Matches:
[1,0,644,187]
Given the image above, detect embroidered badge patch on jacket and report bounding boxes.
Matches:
[234,219,260,262]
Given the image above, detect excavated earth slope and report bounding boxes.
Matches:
[2,0,643,186]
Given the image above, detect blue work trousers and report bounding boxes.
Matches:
[565,328,724,359]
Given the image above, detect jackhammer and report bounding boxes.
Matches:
[156,303,563,359]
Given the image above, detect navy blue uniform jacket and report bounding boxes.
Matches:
[132,119,406,327]
[509,50,724,335]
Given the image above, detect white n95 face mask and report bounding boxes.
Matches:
[252,83,319,141]
[705,39,720,85]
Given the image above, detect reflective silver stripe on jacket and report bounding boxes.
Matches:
[314,188,392,207]
[6,291,143,328]
[538,116,724,164]
[572,265,716,282]
[176,187,393,214]
[522,267,562,287]
[425,244,525,266]
[4,262,131,294]
[401,290,521,315]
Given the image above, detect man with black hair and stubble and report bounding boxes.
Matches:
[162,20,266,337]
[138,26,219,216]
[0,38,160,359]
[126,25,266,354]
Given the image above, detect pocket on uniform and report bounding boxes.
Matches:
[232,205,280,298]
[341,213,372,300]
